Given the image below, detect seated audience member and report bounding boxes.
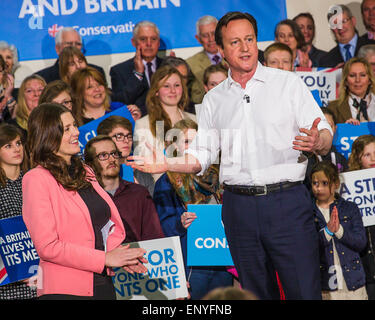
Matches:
[347,134,375,299]
[35,27,105,83]
[133,65,196,183]
[84,135,164,243]
[153,119,233,300]
[358,44,375,75]
[0,124,35,300]
[0,41,19,100]
[195,64,228,117]
[263,42,293,71]
[23,103,147,299]
[320,4,368,68]
[0,55,16,123]
[59,46,88,84]
[110,21,163,116]
[70,67,139,126]
[97,115,155,195]
[202,286,258,300]
[274,19,312,69]
[293,12,327,66]
[311,161,367,300]
[327,57,375,124]
[39,80,74,110]
[359,0,375,46]
[304,108,348,193]
[11,74,46,137]
[160,56,196,114]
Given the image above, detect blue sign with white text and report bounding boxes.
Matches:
[187,204,233,266]
[78,105,134,154]
[0,216,39,286]
[333,122,375,159]
[1,1,287,61]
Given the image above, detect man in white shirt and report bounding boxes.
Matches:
[130,11,333,300]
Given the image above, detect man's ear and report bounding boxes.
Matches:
[131,37,137,48]
[195,34,203,46]
[55,44,61,56]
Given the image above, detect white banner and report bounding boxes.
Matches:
[112,236,188,300]
[339,168,375,227]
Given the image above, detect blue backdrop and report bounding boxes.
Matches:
[1,0,287,61]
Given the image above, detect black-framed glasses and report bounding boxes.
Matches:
[111,132,133,142]
[95,151,121,161]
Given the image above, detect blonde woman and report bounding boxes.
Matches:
[13,74,46,135]
[133,65,196,182]
[327,57,375,125]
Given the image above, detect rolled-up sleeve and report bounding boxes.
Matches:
[184,95,220,175]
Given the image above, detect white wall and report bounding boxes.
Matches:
[13,0,363,88]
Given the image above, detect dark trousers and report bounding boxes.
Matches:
[222,184,321,300]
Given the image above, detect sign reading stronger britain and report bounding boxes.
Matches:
[0,0,287,61]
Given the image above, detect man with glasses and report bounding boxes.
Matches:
[84,134,164,243]
[320,4,368,67]
[35,27,105,83]
[186,15,224,104]
[97,115,155,195]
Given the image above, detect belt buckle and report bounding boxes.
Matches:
[255,185,267,196]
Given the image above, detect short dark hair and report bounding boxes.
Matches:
[97,115,133,136]
[215,11,258,48]
[320,107,336,125]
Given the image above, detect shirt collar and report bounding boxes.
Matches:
[338,33,358,50]
[142,57,157,68]
[226,61,266,89]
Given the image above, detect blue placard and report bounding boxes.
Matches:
[78,104,134,154]
[0,216,39,286]
[186,204,233,266]
[120,163,134,182]
[1,1,287,61]
[333,122,375,160]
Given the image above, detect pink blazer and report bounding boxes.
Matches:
[22,165,125,297]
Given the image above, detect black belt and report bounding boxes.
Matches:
[223,181,302,196]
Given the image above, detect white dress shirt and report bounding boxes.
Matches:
[185,62,332,186]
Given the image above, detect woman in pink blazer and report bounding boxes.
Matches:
[22,103,147,299]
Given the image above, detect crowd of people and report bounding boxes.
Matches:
[2,2,375,300]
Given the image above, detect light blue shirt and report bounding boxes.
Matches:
[338,33,358,61]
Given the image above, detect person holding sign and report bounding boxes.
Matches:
[22,103,147,299]
[348,134,375,299]
[0,124,35,300]
[153,119,232,300]
[130,11,333,300]
[70,67,141,127]
[311,161,367,300]
[327,57,375,125]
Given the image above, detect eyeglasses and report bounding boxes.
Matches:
[62,41,82,48]
[111,132,133,142]
[200,31,215,39]
[95,151,121,161]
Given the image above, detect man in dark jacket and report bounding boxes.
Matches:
[110,21,163,116]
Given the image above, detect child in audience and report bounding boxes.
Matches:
[311,161,367,300]
[348,134,375,299]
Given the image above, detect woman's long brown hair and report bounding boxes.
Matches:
[26,103,91,191]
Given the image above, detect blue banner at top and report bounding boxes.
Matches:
[1,0,287,61]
